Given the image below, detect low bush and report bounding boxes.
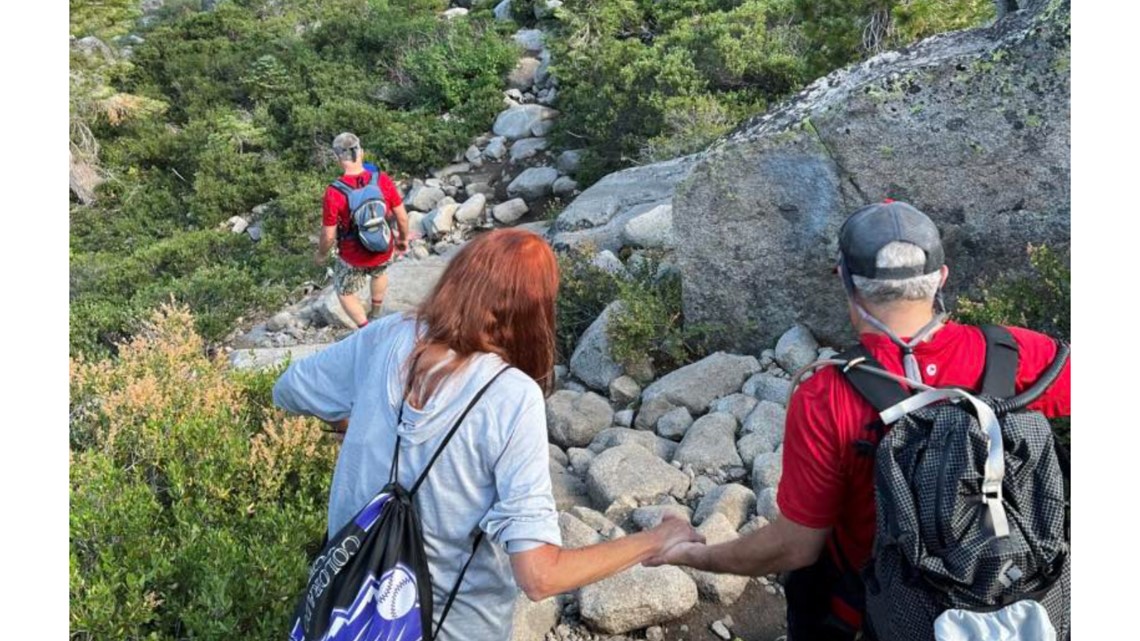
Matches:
[70,305,337,640]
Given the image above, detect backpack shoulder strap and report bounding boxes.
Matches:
[980,324,1019,398]
[407,365,513,495]
[837,344,911,413]
[367,170,380,188]
[330,179,354,199]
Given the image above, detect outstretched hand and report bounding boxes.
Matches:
[643,514,705,568]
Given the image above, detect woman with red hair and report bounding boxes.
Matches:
[274,229,701,639]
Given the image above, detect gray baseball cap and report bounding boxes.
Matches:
[837,200,944,279]
[332,132,361,162]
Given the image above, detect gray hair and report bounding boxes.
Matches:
[332,132,361,162]
[851,241,942,305]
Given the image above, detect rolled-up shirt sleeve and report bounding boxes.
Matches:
[480,388,562,552]
[272,329,366,422]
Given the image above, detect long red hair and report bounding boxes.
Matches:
[405,229,559,405]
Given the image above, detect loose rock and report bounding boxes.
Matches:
[547,390,614,448]
[672,413,743,473]
[586,444,690,508]
[642,352,761,414]
[493,198,529,224]
[578,565,698,634]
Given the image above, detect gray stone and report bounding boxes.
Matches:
[463,144,481,163]
[425,201,459,237]
[266,311,293,332]
[466,182,495,198]
[547,390,614,448]
[507,166,560,201]
[569,301,625,391]
[752,452,783,493]
[686,514,750,606]
[741,401,787,452]
[646,626,665,641]
[492,198,529,224]
[534,0,562,20]
[688,475,719,501]
[710,393,759,424]
[711,619,732,640]
[556,149,583,175]
[567,447,595,475]
[510,594,560,641]
[743,373,793,406]
[675,2,1071,351]
[642,352,762,414]
[508,57,541,90]
[493,0,512,22]
[512,28,546,54]
[656,407,694,441]
[608,375,641,407]
[613,409,634,428]
[736,432,770,468]
[672,413,743,472]
[376,258,450,315]
[531,119,556,137]
[586,444,690,508]
[634,397,677,431]
[228,215,249,234]
[631,503,692,531]
[775,324,820,374]
[510,137,550,163]
[504,87,524,103]
[483,136,508,161]
[493,104,558,141]
[692,483,756,530]
[442,7,468,19]
[588,428,674,461]
[552,176,578,197]
[553,155,696,233]
[560,512,603,548]
[755,486,780,521]
[550,462,591,511]
[454,193,487,224]
[406,184,446,212]
[549,444,569,468]
[578,565,698,634]
[620,203,675,249]
[590,250,626,277]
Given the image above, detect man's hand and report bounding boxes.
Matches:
[644,540,704,568]
[394,237,408,253]
[642,514,704,567]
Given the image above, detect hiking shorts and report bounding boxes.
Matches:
[332,258,387,296]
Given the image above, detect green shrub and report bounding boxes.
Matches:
[555,247,621,361]
[954,244,1071,448]
[70,305,336,640]
[955,244,1070,341]
[608,254,715,376]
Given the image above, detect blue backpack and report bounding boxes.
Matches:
[289,367,510,641]
[331,168,392,254]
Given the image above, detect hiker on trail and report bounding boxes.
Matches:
[274,229,704,640]
[648,201,1071,640]
[316,132,411,329]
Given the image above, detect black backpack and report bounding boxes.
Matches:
[289,367,510,641]
[838,325,1070,641]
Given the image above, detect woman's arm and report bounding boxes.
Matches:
[272,329,367,422]
[510,515,703,601]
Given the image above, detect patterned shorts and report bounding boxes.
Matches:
[332,258,388,295]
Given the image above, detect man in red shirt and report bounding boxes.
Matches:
[648,201,1070,640]
[317,132,411,328]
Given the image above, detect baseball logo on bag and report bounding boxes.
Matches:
[376,565,417,621]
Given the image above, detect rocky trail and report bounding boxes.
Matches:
[219,1,1070,640]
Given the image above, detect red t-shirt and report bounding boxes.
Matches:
[322,170,404,268]
[777,322,1070,572]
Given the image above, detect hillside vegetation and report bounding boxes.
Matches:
[70,0,995,357]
